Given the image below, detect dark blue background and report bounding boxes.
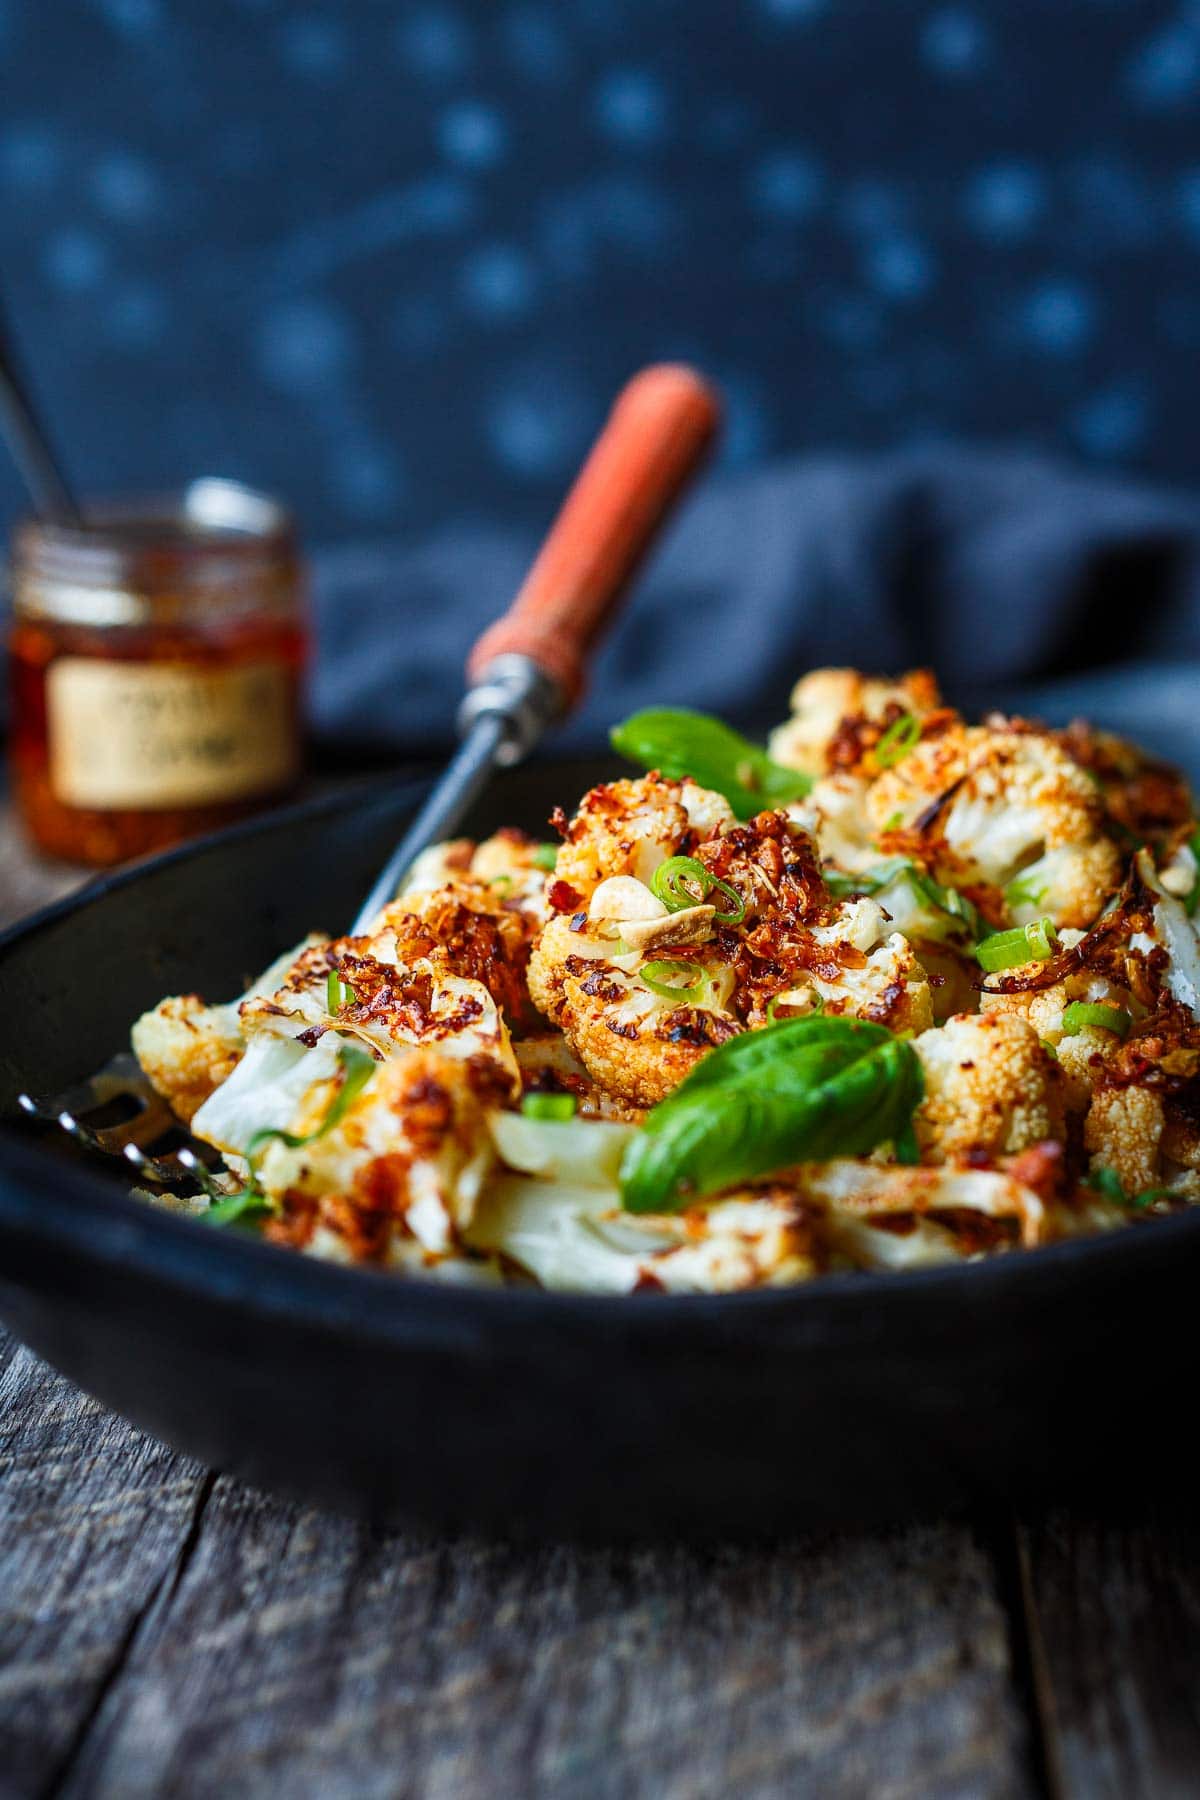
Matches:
[3,0,1200,551]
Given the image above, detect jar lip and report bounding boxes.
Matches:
[11,480,301,625]
[15,478,295,565]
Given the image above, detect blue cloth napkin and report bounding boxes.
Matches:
[309,444,1200,777]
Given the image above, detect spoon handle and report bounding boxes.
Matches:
[0,296,81,523]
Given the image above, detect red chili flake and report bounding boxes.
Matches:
[633,1271,666,1294]
[548,879,583,913]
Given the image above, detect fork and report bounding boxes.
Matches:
[16,365,721,1189]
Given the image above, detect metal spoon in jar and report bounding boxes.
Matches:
[0,293,82,524]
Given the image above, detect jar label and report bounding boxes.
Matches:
[47,657,298,809]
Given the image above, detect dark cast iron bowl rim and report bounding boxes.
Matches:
[2,766,1198,1351]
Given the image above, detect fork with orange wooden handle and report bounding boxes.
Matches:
[351,364,722,932]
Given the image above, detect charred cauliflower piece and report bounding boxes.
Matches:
[787,772,877,875]
[976,851,1200,1196]
[769,666,947,777]
[549,773,735,900]
[402,829,554,929]
[868,721,1122,930]
[258,1049,498,1261]
[131,995,245,1126]
[529,791,932,1107]
[375,878,537,1029]
[913,1012,1067,1164]
[1057,719,1195,851]
[132,939,324,1123]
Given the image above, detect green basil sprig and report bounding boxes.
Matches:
[610,708,812,818]
[204,1041,378,1227]
[619,1016,924,1214]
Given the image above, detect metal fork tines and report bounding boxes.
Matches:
[18,1052,215,1187]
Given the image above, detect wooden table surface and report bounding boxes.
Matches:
[3,807,1200,1800]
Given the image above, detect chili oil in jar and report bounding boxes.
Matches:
[8,480,307,864]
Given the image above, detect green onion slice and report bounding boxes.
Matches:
[976,918,1059,972]
[1085,1166,1128,1205]
[326,969,355,1013]
[1061,1001,1132,1038]
[533,843,559,871]
[521,1092,578,1121]
[1085,1165,1172,1211]
[767,991,822,1023]
[875,713,922,768]
[1186,828,1200,915]
[1004,872,1050,911]
[650,855,746,925]
[639,959,709,1001]
[610,708,812,818]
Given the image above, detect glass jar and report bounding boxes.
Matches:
[8,480,308,865]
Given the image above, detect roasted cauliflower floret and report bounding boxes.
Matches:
[529,802,932,1106]
[1083,1083,1165,1199]
[257,1049,498,1261]
[527,915,741,1108]
[550,773,734,900]
[131,994,244,1125]
[132,939,324,1122]
[1056,719,1195,850]
[769,667,946,777]
[804,1156,1053,1248]
[913,1012,1066,1164]
[980,942,1136,1109]
[868,721,1122,929]
[235,880,533,1068]
[787,772,877,874]
[515,1032,646,1122]
[403,829,555,928]
[375,878,536,1028]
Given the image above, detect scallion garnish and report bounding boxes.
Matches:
[1085,1166,1167,1211]
[326,969,355,1013]
[521,1092,577,1121]
[1004,872,1050,911]
[1185,828,1200,915]
[874,713,922,768]
[1061,1001,1131,1039]
[975,918,1058,972]
[767,991,822,1023]
[533,843,559,871]
[650,855,746,924]
[639,959,709,1001]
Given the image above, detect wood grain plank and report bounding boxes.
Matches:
[61,1487,1037,1800]
[1017,1509,1200,1800]
[0,1343,208,1796]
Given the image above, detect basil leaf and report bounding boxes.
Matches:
[610,707,812,818]
[620,1016,924,1213]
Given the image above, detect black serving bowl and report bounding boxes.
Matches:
[1,758,1197,1539]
